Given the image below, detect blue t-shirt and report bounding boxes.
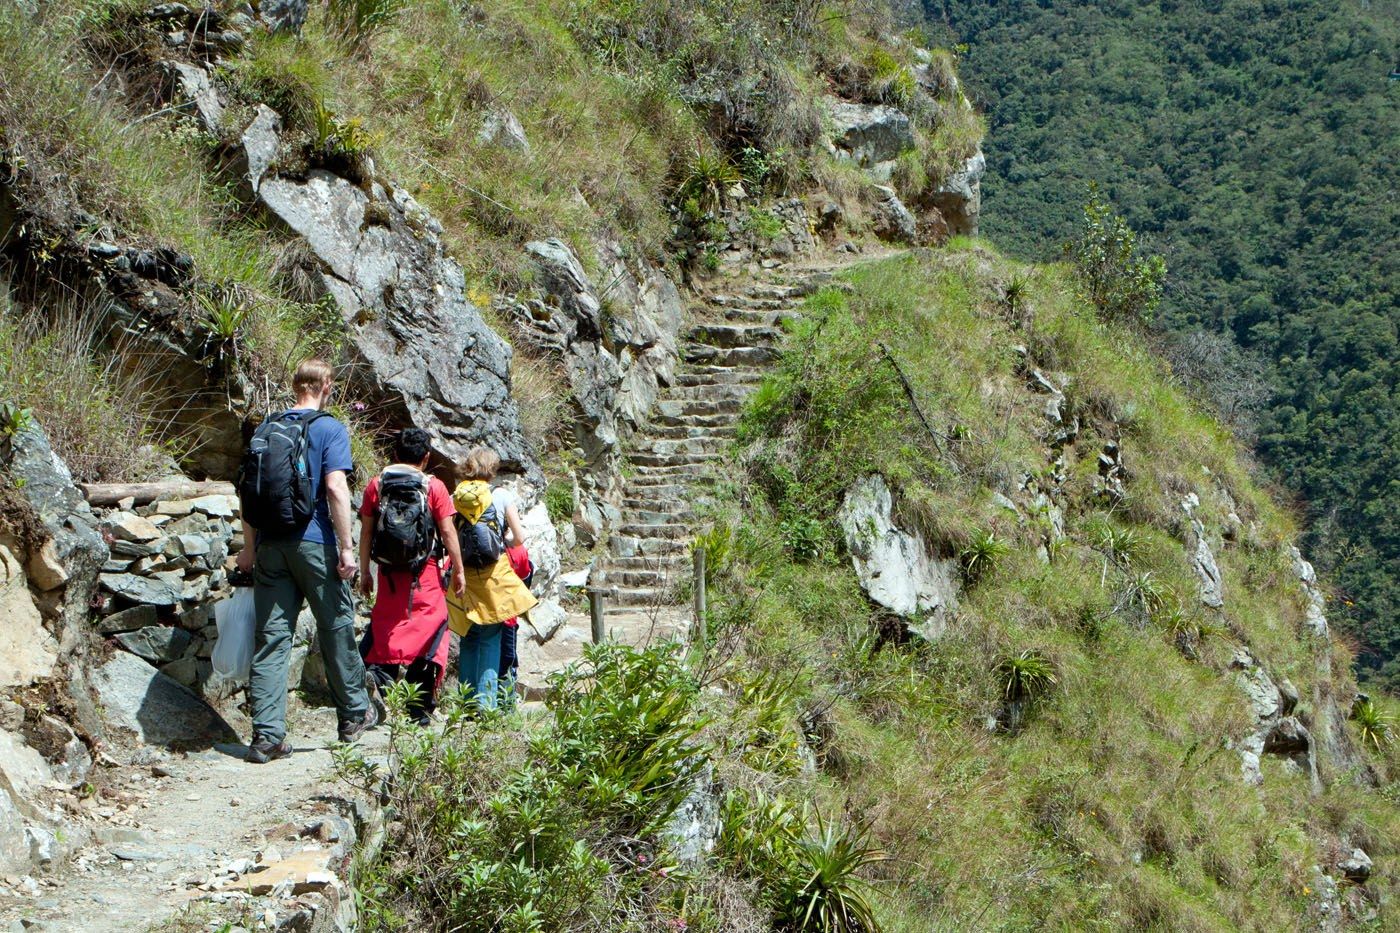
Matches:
[284,408,353,545]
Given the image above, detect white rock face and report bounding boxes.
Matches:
[838,475,959,640]
[0,538,58,689]
[1290,546,1330,638]
[1182,494,1225,608]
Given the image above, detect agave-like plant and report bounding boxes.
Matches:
[997,649,1058,702]
[779,809,887,933]
[962,528,1010,583]
[1352,699,1393,752]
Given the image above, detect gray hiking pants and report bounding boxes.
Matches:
[249,538,368,742]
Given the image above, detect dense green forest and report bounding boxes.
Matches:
[923,0,1400,689]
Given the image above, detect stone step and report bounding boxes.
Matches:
[674,367,766,387]
[601,569,681,587]
[655,397,743,419]
[647,423,737,441]
[652,409,740,429]
[686,323,785,349]
[621,493,694,511]
[629,449,725,468]
[619,508,696,526]
[617,522,691,539]
[610,536,689,558]
[744,283,805,300]
[722,308,800,327]
[661,383,756,402]
[608,587,674,609]
[707,294,791,311]
[683,345,780,367]
[634,435,729,456]
[605,554,691,572]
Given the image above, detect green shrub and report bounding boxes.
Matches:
[543,481,573,526]
[745,207,786,242]
[1064,187,1166,327]
[338,642,713,930]
[997,649,1057,702]
[961,528,1009,583]
[677,149,741,214]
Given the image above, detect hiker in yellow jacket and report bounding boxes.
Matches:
[448,448,537,710]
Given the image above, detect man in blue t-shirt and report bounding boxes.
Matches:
[236,359,376,763]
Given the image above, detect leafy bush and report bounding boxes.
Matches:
[339,643,715,930]
[1064,187,1166,328]
[996,649,1057,703]
[961,528,1009,583]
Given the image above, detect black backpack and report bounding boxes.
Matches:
[457,503,505,569]
[237,410,329,536]
[370,467,436,577]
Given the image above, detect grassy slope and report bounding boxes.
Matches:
[704,246,1400,929]
[923,0,1400,689]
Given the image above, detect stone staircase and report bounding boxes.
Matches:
[596,284,809,609]
[516,258,861,691]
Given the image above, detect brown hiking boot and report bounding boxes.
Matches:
[337,701,380,743]
[246,735,292,764]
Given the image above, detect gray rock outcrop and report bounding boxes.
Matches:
[825,98,915,178]
[256,0,307,33]
[477,109,530,153]
[1230,648,1319,792]
[871,185,918,245]
[516,237,683,542]
[839,475,960,641]
[228,104,538,484]
[1182,494,1225,608]
[930,150,985,237]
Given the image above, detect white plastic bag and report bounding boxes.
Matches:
[212,587,255,682]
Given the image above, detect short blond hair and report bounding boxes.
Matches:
[459,447,501,481]
[292,358,334,395]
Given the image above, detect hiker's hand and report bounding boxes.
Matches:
[359,568,374,599]
[338,546,357,581]
[235,545,254,575]
[451,566,467,598]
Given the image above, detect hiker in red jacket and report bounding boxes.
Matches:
[358,428,466,725]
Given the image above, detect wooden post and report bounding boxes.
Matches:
[589,587,606,644]
[693,547,708,653]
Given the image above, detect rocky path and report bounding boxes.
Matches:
[516,256,862,691]
[0,705,386,933]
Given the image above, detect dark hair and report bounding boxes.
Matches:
[394,428,432,465]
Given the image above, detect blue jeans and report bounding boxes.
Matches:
[459,623,504,710]
[498,623,518,707]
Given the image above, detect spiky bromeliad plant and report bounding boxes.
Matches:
[1352,698,1394,752]
[961,528,1010,584]
[998,649,1058,703]
[777,810,887,933]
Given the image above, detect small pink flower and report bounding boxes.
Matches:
[638,854,648,864]
[353,402,367,412]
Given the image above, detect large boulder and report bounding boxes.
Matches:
[248,116,538,484]
[0,536,57,688]
[929,150,985,237]
[256,0,306,33]
[870,185,918,245]
[91,650,234,747]
[825,98,915,177]
[838,475,960,641]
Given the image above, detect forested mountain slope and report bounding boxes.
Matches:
[924,0,1400,687]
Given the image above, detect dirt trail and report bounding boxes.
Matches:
[0,703,386,932]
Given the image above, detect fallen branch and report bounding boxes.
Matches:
[80,480,236,508]
[877,341,957,469]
